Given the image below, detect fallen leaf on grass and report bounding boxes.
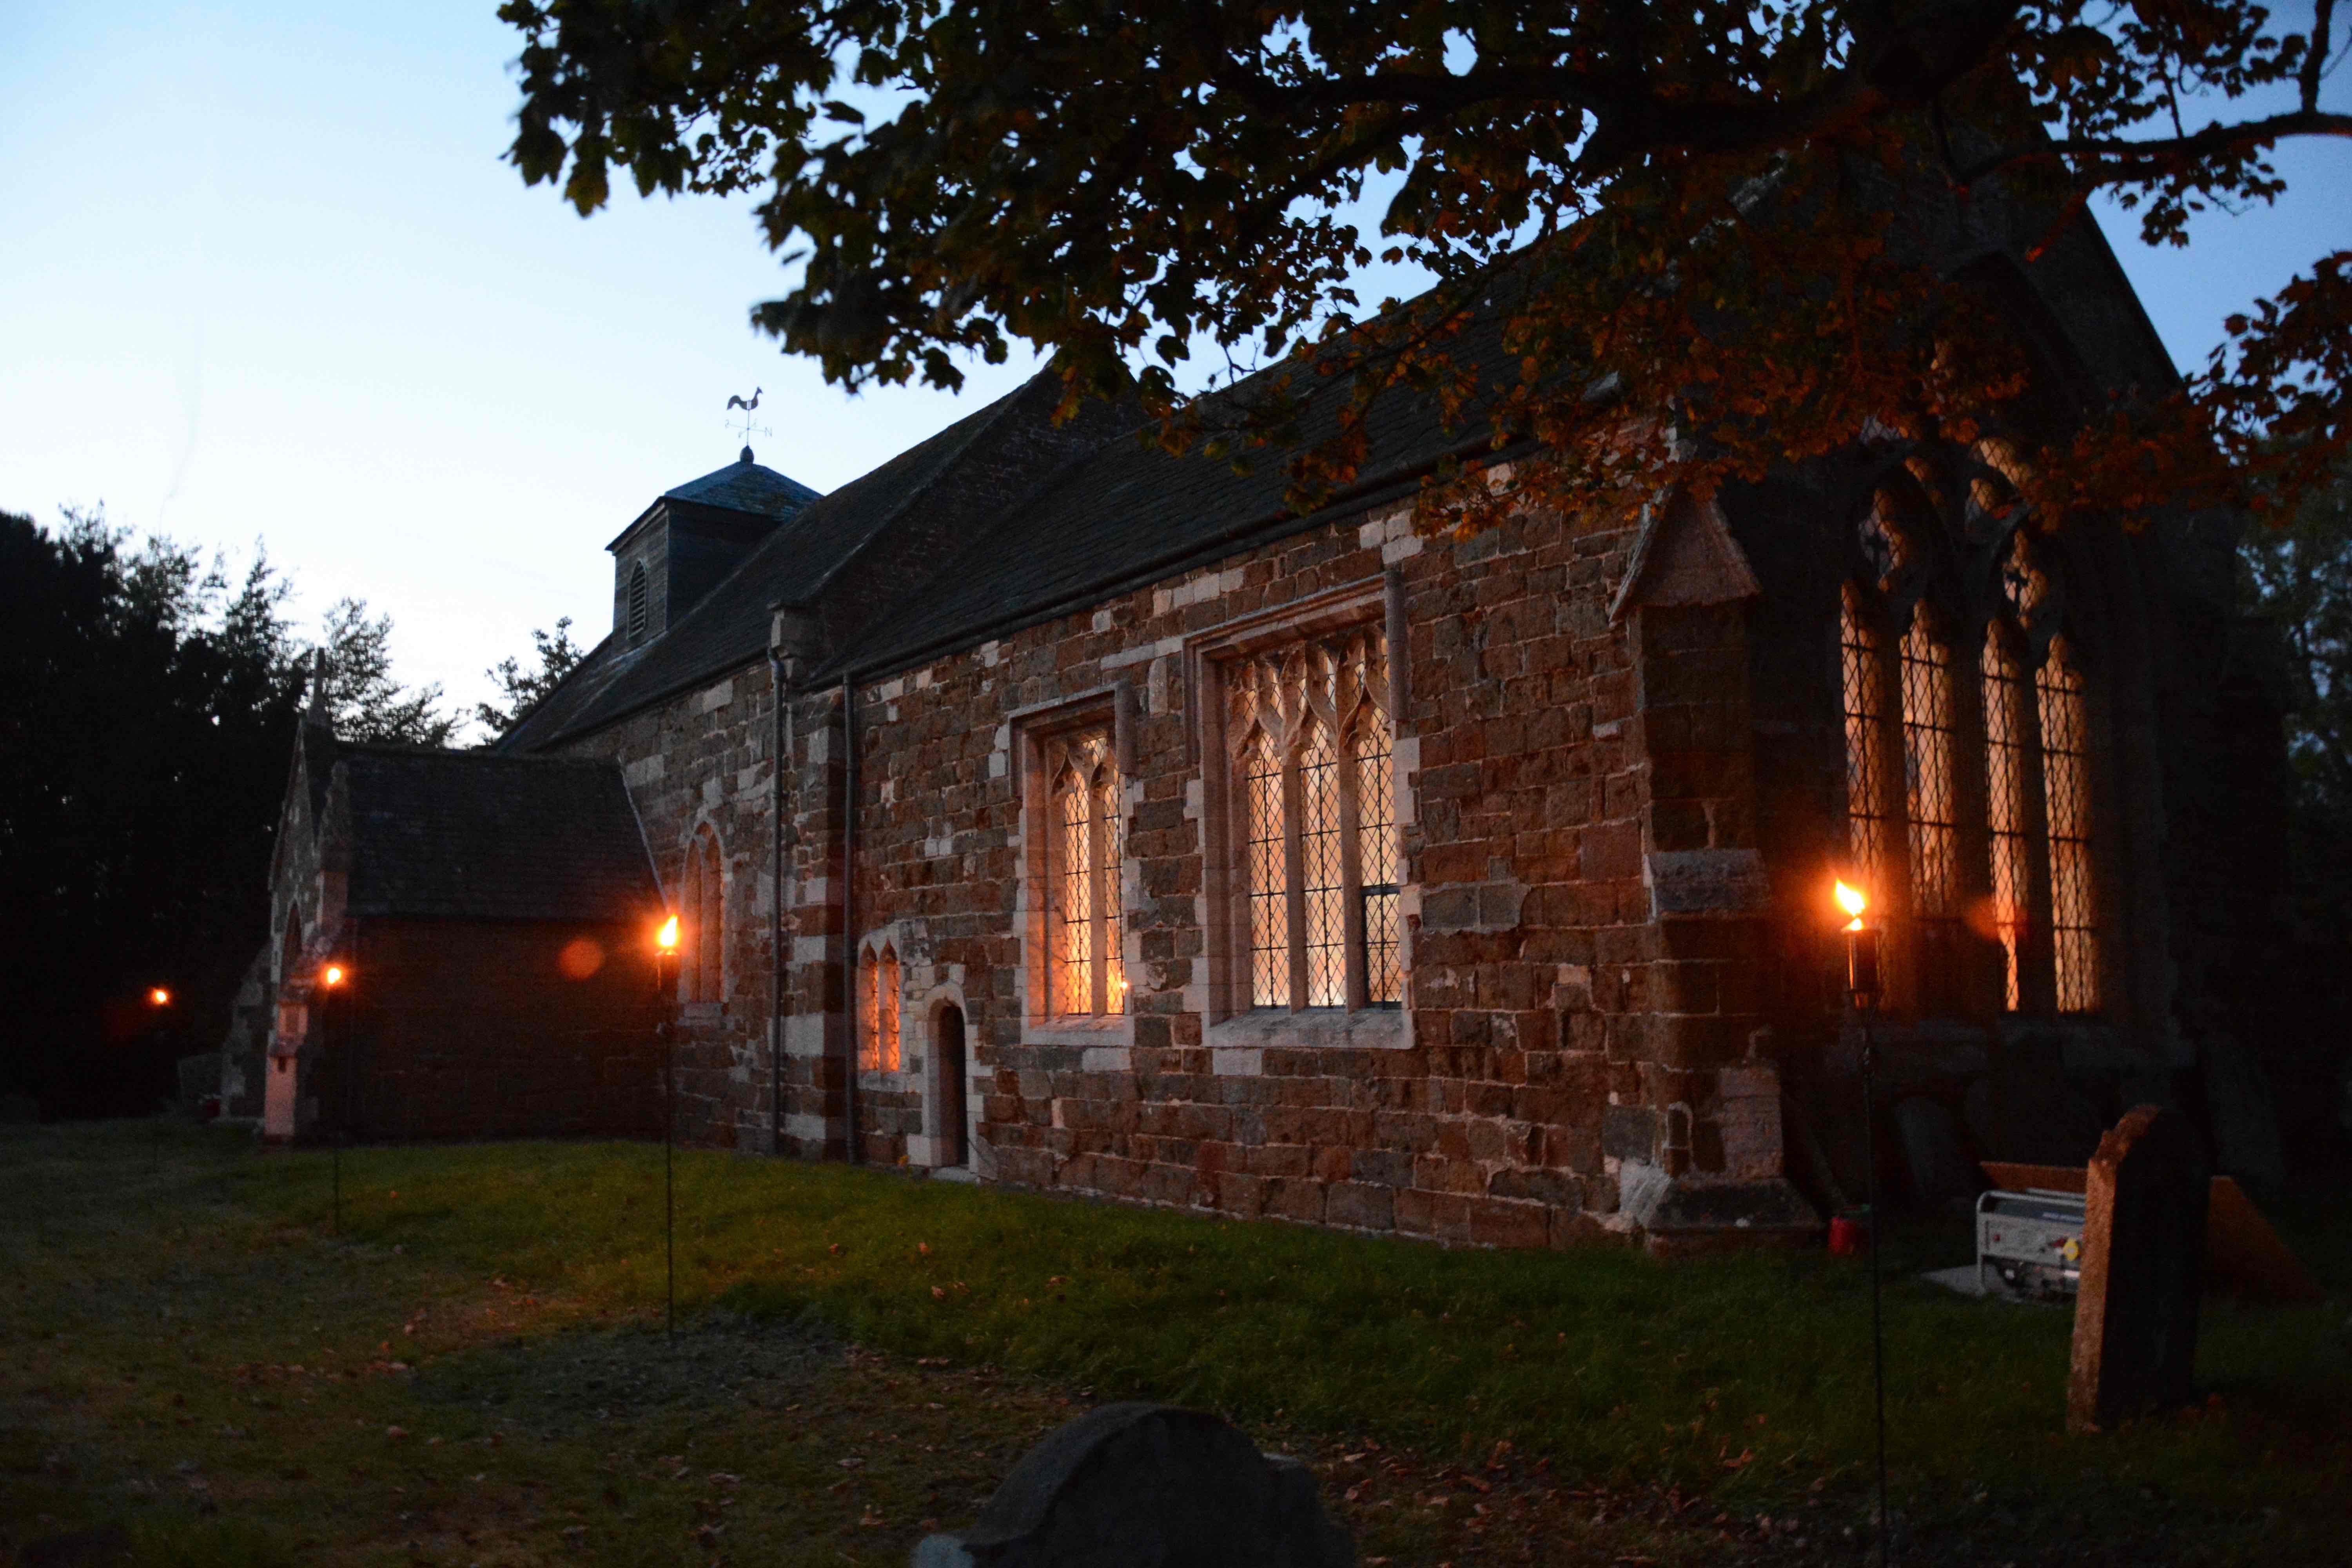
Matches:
[386,1426,409,1441]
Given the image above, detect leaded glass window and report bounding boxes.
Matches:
[858,949,880,1071]
[1982,628,2033,1011]
[1840,587,1893,900]
[1840,463,2108,1019]
[1045,730,1124,1017]
[2039,641,2099,1014]
[1353,725,1402,1006]
[1225,627,1399,1015]
[878,946,901,1071]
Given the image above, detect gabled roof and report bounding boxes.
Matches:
[823,308,1521,681]
[332,748,659,922]
[504,379,1058,750]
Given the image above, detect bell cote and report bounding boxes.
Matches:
[608,447,820,647]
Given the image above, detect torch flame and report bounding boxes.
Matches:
[149,987,171,1007]
[321,964,345,988]
[656,915,681,953]
[1834,879,1868,931]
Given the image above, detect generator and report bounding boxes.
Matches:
[1975,1187,2087,1299]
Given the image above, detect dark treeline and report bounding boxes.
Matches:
[0,508,573,1120]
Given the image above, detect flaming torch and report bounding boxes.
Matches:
[1835,880,1878,1009]
[1833,879,1891,1566]
[319,960,350,1233]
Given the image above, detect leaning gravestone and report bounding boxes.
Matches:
[911,1402,1354,1567]
[2067,1105,2209,1434]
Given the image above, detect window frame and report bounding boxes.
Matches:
[1837,497,2112,1021]
[1200,607,1405,1036]
[1013,692,1136,1045]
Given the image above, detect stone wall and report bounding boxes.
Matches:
[557,488,1810,1247]
[331,918,665,1141]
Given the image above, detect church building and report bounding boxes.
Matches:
[257,183,2287,1252]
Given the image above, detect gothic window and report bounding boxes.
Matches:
[683,829,723,1003]
[1982,627,2034,1010]
[2039,641,2098,1013]
[629,563,650,645]
[1225,627,1398,1013]
[859,943,901,1071]
[1840,588,1894,904]
[1899,615,1963,1011]
[1043,729,1125,1018]
[1839,458,2107,1018]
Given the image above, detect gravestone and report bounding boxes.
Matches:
[910,1402,1354,1568]
[1892,1096,1980,1207]
[2067,1105,2210,1434]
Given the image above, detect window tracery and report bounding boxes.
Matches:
[858,943,902,1071]
[1225,626,1397,1014]
[1839,457,2105,1019]
[1044,729,1124,1017]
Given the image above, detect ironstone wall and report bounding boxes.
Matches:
[560,490,1813,1249]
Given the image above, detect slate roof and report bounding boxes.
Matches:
[334,748,660,922]
[826,319,1517,682]
[502,380,1049,751]
[665,450,822,515]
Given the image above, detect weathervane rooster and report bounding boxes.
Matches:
[725,387,768,456]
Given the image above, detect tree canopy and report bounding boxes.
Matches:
[0,508,510,1118]
[503,0,2347,528]
[474,617,587,738]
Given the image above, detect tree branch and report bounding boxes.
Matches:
[1955,108,2352,185]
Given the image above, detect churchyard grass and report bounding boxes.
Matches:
[2,1123,2345,1566]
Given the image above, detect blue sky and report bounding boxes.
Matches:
[3,3,2344,725]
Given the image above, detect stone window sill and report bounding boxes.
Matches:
[1206,1008,1409,1059]
[1021,1015,1135,1050]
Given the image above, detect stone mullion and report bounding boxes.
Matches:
[1283,744,1308,1013]
[1089,780,1111,1015]
[2016,655,2059,1017]
[1337,722,1368,1011]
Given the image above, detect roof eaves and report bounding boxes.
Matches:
[824,426,1522,686]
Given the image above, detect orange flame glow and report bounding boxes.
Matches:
[1834,879,1868,931]
[149,987,171,1007]
[656,915,681,953]
[321,964,346,988]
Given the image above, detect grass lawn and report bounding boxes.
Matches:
[2,1122,2346,1566]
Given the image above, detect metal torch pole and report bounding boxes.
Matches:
[665,1019,675,1339]
[1860,1009,1890,1567]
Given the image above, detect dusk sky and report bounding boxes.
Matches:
[4,3,2344,729]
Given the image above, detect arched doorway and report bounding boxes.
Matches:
[936,1003,968,1169]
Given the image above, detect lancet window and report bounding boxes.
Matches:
[1840,451,2105,1018]
[680,828,724,1003]
[859,943,901,1071]
[1225,627,1400,1012]
[1045,730,1125,1017]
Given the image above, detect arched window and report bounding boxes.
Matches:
[1982,625,2035,1010]
[2039,640,2098,1013]
[1225,627,1398,1013]
[694,830,723,1003]
[858,949,879,1069]
[679,846,702,1003]
[1049,734,1124,1017]
[1350,718,1402,1006]
[858,942,902,1071]
[1838,448,2107,1018]
[629,562,650,645]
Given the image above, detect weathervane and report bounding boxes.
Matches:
[726,387,770,457]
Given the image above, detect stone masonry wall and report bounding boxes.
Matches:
[551,491,1805,1247]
